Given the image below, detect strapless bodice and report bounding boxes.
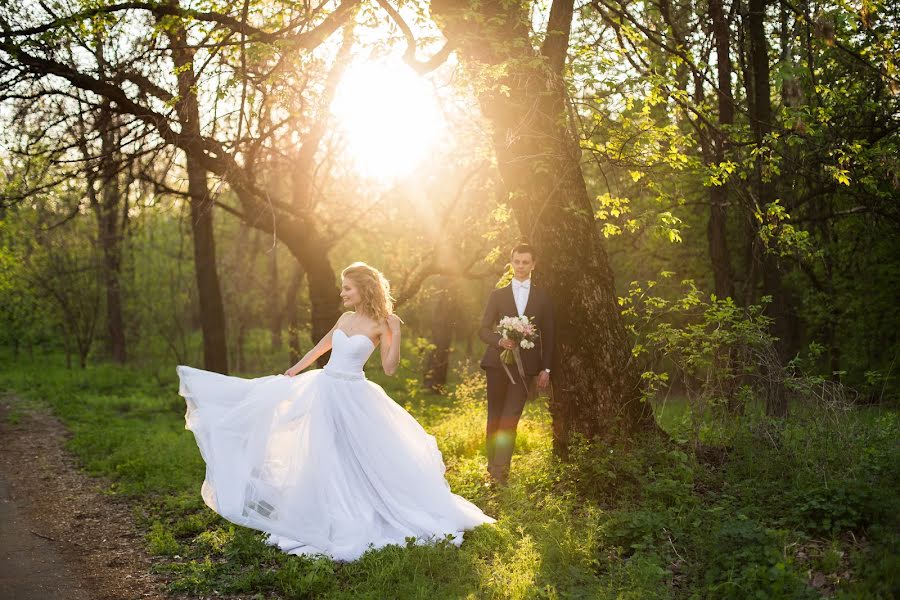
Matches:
[323,329,376,378]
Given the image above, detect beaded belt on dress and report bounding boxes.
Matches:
[323,366,366,381]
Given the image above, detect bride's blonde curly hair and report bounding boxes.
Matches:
[341,262,394,323]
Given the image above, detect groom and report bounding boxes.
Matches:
[479,243,555,483]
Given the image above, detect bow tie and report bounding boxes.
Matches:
[513,280,530,290]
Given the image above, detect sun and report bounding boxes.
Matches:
[330,59,446,182]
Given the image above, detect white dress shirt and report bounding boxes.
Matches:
[512,278,531,316]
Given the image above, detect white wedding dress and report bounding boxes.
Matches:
[176,329,494,561]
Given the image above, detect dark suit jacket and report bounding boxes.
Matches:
[478,283,555,376]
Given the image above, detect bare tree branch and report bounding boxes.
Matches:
[0,0,361,52]
[374,0,453,75]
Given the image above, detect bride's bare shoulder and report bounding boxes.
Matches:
[332,312,353,329]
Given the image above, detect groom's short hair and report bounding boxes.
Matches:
[510,243,536,261]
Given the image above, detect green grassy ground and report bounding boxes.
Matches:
[1,352,897,599]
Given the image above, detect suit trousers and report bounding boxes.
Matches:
[485,366,531,481]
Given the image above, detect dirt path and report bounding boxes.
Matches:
[0,396,169,600]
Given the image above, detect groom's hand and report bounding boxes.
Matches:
[537,371,550,390]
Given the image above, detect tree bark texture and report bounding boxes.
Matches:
[89,105,128,363]
[167,14,229,374]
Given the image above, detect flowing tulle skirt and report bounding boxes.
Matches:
[176,366,494,561]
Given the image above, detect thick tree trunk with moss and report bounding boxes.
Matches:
[432,0,656,449]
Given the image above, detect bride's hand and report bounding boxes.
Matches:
[284,366,298,377]
[386,314,403,332]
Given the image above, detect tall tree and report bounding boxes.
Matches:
[743,0,794,414]
[707,0,736,299]
[163,6,229,373]
[431,0,657,448]
[0,1,360,369]
[90,107,130,363]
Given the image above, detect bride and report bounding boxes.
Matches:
[177,262,494,562]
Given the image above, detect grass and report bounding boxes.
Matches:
[1,348,898,599]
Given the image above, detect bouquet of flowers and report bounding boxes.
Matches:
[496,316,538,386]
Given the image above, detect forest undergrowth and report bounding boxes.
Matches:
[2,349,897,599]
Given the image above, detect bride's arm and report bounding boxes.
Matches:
[380,314,402,376]
[284,314,345,376]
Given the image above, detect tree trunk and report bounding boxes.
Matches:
[284,263,307,365]
[432,0,657,449]
[280,22,356,365]
[302,240,341,368]
[268,247,282,351]
[707,189,733,299]
[708,0,736,300]
[746,0,793,416]
[697,1,739,409]
[94,107,128,363]
[230,223,258,373]
[217,206,338,367]
[84,36,128,364]
[424,277,458,391]
[167,14,229,374]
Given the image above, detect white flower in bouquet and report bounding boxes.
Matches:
[496,316,538,365]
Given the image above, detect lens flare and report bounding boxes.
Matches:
[331,60,445,182]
